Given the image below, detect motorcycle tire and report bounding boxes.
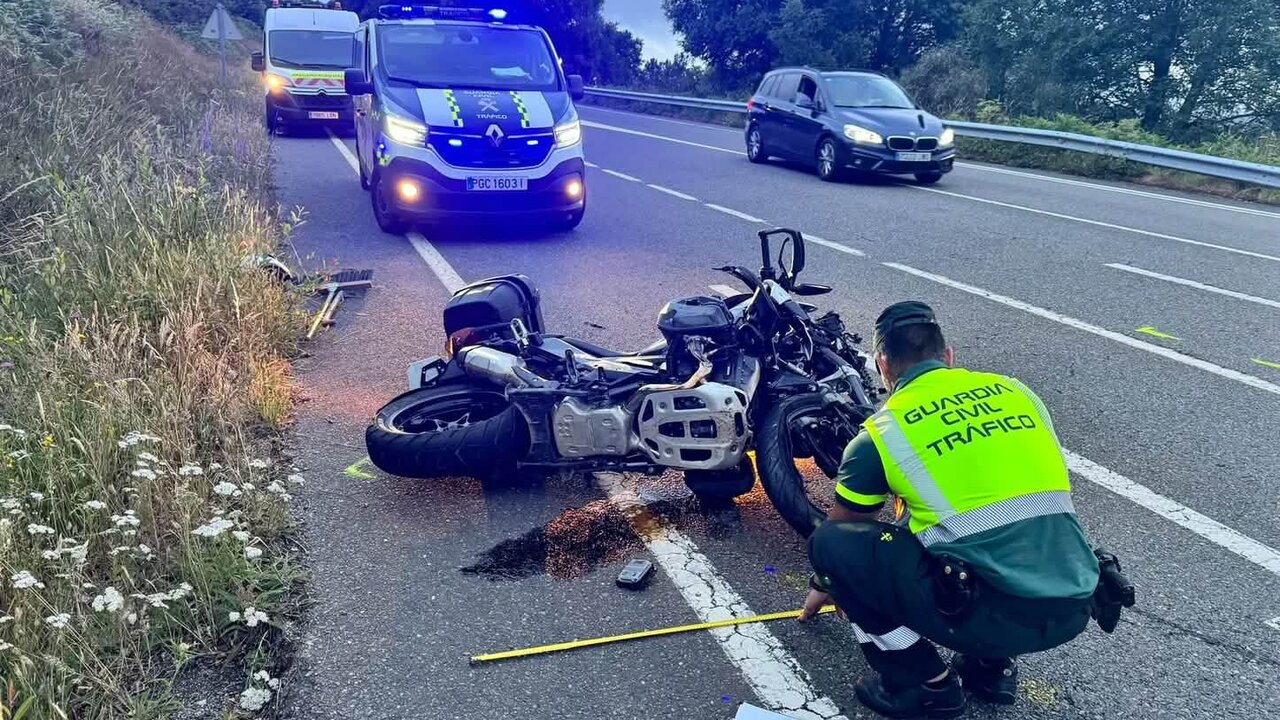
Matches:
[365,381,529,480]
[755,392,836,537]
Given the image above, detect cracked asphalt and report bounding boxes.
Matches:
[274,108,1280,720]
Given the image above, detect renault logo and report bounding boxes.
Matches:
[485,123,505,147]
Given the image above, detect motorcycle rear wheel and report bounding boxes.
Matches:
[755,392,861,537]
[365,381,529,480]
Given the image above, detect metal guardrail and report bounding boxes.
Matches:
[584,87,1280,189]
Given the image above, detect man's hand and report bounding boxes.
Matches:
[798,589,829,622]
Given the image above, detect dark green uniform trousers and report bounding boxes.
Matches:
[809,521,1092,688]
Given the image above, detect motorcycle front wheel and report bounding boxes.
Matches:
[755,392,862,537]
[365,381,529,479]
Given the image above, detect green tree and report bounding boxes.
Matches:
[664,0,783,91]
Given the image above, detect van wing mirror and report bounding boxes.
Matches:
[344,68,373,95]
[567,74,585,101]
[251,52,265,72]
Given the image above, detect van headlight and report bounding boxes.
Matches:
[554,119,581,148]
[384,113,427,146]
[939,128,955,147]
[843,124,883,146]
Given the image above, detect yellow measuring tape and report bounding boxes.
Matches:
[470,605,837,665]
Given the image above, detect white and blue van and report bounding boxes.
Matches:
[252,0,360,133]
[343,6,586,231]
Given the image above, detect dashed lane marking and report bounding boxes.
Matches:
[601,168,642,182]
[647,183,699,201]
[580,107,1280,220]
[597,473,846,720]
[803,234,865,258]
[909,186,1280,263]
[581,119,746,156]
[1106,263,1280,309]
[705,203,765,223]
[406,232,465,293]
[709,284,740,298]
[883,261,1280,397]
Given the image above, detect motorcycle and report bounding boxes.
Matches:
[364,229,881,537]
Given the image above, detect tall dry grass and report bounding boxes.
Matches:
[1,0,305,717]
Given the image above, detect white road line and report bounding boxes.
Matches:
[910,185,1280,263]
[706,203,765,223]
[647,183,700,201]
[883,261,1280,397]
[327,129,360,173]
[582,119,746,156]
[597,473,846,720]
[583,104,745,133]
[958,163,1280,220]
[406,232,465,293]
[1105,263,1280,309]
[585,160,599,168]
[708,284,740,297]
[601,168,642,182]
[803,234,866,258]
[1064,451,1280,576]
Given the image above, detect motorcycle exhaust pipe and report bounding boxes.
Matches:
[457,346,550,388]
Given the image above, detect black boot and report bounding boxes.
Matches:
[854,672,966,719]
[951,654,1018,705]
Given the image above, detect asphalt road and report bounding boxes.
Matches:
[274,107,1280,720]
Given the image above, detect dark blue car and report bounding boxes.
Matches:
[745,68,955,184]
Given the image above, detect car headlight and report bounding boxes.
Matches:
[843,124,883,146]
[264,73,291,93]
[554,119,581,148]
[939,127,955,147]
[384,113,427,146]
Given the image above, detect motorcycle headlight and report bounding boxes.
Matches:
[939,127,955,147]
[843,124,883,146]
[384,112,427,146]
[554,119,581,148]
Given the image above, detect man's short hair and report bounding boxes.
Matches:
[873,301,946,376]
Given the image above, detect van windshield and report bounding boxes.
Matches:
[823,74,915,109]
[269,30,354,69]
[378,25,560,91]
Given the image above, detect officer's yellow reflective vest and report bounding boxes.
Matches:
[863,367,1075,547]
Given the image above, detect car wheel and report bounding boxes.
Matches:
[816,138,842,182]
[370,170,409,235]
[915,171,944,185]
[746,125,767,164]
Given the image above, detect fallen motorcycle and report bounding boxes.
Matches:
[365,229,880,536]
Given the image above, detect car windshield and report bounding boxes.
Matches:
[378,24,560,91]
[823,74,915,109]
[268,30,354,69]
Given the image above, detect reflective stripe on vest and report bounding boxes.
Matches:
[851,623,922,651]
[864,368,1073,541]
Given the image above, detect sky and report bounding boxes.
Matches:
[602,0,681,61]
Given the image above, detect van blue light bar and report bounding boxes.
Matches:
[376,5,509,21]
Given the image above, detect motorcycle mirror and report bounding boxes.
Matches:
[792,283,832,296]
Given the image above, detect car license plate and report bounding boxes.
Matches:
[466,176,528,191]
[308,111,340,120]
[896,151,932,162]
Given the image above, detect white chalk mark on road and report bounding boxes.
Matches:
[597,473,847,720]
[1105,263,1280,309]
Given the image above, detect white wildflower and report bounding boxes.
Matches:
[238,687,272,712]
[247,458,270,469]
[244,546,263,560]
[26,523,54,536]
[268,677,280,689]
[9,450,30,461]
[117,431,160,448]
[232,530,251,542]
[137,543,153,559]
[142,582,192,609]
[240,606,268,627]
[112,511,140,527]
[83,500,107,510]
[110,546,132,556]
[210,462,223,470]
[44,613,72,629]
[11,571,44,589]
[82,582,96,589]
[253,670,271,683]
[191,516,234,538]
[1,498,19,511]
[41,550,60,560]
[27,492,43,502]
[241,482,256,491]
[228,611,241,622]
[0,615,13,624]
[212,482,241,497]
[266,482,285,495]
[126,612,138,624]
[286,473,305,485]
[131,468,157,481]
[92,587,125,613]
[136,452,159,463]
[0,640,12,652]
[178,464,203,476]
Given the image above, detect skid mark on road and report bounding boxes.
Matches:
[598,473,846,720]
[884,261,1280,397]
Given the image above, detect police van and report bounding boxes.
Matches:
[343,6,587,231]
[251,0,360,133]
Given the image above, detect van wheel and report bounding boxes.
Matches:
[816,138,842,182]
[370,170,409,235]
